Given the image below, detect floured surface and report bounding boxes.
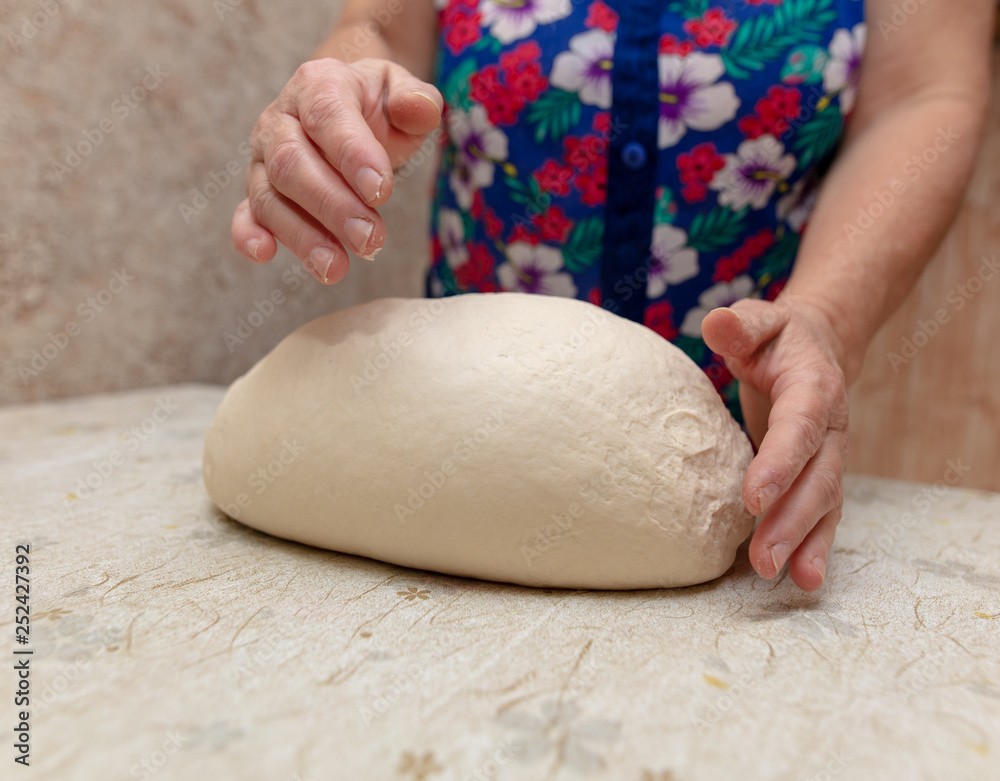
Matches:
[204,294,754,589]
[1,385,999,781]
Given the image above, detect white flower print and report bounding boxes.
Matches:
[438,208,468,269]
[448,105,509,211]
[497,243,577,297]
[550,29,616,109]
[480,0,573,45]
[647,224,699,299]
[710,135,796,211]
[680,275,757,338]
[823,23,865,115]
[776,179,817,233]
[658,53,740,149]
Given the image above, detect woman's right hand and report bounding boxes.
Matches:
[231,57,443,284]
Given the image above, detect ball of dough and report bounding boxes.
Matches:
[203,293,754,589]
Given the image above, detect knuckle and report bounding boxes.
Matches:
[248,179,279,225]
[266,139,307,190]
[814,468,843,514]
[301,93,349,139]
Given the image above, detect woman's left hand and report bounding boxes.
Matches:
[701,297,851,591]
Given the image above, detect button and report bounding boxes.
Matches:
[621,141,647,171]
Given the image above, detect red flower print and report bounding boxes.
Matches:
[588,286,603,306]
[485,209,503,239]
[531,206,573,243]
[484,90,527,126]
[585,0,619,32]
[644,301,678,341]
[658,34,695,57]
[677,142,725,202]
[534,159,574,197]
[764,86,802,120]
[575,166,607,206]
[471,190,484,220]
[442,10,481,56]
[507,62,548,103]
[592,112,611,136]
[739,85,802,138]
[508,222,542,246]
[499,41,542,71]
[470,65,503,105]
[705,356,734,393]
[563,135,607,171]
[765,277,787,301]
[681,182,708,203]
[683,9,737,48]
[712,228,775,282]
[455,243,496,289]
[745,0,783,5]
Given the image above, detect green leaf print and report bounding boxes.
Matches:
[686,206,749,253]
[654,186,677,225]
[471,34,503,56]
[667,0,709,18]
[721,0,839,80]
[442,58,477,112]
[562,216,603,273]
[793,104,843,170]
[505,174,550,214]
[526,89,582,144]
[672,335,707,364]
[757,230,800,285]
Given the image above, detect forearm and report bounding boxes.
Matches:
[309,0,438,81]
[783,91,988,384]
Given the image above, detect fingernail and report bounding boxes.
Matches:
[722,306,743,322]
[811,556,826,584]
[768,542,791,576]
[758,483,780,515]
[309,247,336,283]
[358,167,384,204]
[410,90,442,112]
[345,217,374,256]
[245,238,261,260]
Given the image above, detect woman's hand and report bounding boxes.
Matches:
[231,57,443,284]
[701,297,850,591]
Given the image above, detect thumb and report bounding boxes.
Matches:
[701,299,791,359]
[384,69,443,137]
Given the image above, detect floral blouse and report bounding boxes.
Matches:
[428,0,865,419]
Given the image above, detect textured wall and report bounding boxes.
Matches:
[0,0,430,404]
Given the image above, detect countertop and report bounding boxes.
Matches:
[1,385,997,781]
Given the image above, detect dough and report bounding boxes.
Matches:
[203,293,754,589]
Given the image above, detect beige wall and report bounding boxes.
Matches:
[0,0,428,404]
[1,3,997,489]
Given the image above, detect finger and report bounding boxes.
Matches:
[742,371,843,515]
[787,507,842,591]
[262,113,386,260]
[246,162,350,285]
[294,60,440,207]
[748,432,846,579]
[231,198,278,264]
[702,300,791,359]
